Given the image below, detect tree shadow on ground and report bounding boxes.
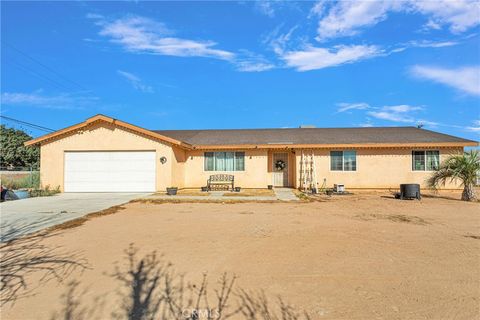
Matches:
[0,221,89,306]
[52,244,310,320]
[50,280,105,320]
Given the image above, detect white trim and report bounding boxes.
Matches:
[329,150,357,172]
[203,151,246,172]
[411,150,440,172]
[272,152,289,187]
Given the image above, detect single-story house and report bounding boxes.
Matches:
[25,114,477,192]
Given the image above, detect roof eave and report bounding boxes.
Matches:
[192,141,478,150]
[24,114,193,150]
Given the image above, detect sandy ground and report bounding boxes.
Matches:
[1,191,479,319]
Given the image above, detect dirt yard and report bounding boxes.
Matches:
[1,191,479,319]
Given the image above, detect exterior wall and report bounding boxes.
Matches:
[183,149,270,188]
[294,147,463,189]
[171,146,186,188]
[38,122,465,191]
[39,122,181,192]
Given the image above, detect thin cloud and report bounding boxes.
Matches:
[337,102,371,113]
[359,122,374,127]
[337,102,432,126]
[406,40,459,48]
[90,14,234,61]
[117,70,153,93]
[368,111,414,123]
[382,105,424,113]
[234,51,275,72]
[282,44,382,71]
[1,91,98,110]
[413,0,480,33]
[262,25,300,55]
[465,120,480,132]
[368,104,425,123]
[410,65,480,96]
[235,60,275,72]
[315,1,393,41]
[312,0,480,41]
[254,1,275,18]
[253,1,299,18]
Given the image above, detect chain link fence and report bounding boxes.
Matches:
[0,166,40,189]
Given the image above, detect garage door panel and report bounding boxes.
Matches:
[64,182,153,192]
[64,151,156,192]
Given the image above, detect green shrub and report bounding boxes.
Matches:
[28,185,61,197]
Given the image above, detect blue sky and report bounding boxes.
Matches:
[1,1,479,140]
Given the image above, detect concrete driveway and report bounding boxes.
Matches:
[0,193,149,241]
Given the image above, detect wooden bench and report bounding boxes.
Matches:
[207,174,234,191]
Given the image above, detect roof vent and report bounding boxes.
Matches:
[299,125,316,128]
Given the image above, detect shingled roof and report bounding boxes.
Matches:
[24,115,478,149]
[154,127,477,147]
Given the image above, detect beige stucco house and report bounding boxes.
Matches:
[25,114,477,192]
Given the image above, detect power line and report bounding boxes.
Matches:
[7,58,76,92]
[3,42,89,92]
[0,115,55,133]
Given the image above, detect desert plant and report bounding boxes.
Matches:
[427,150,480,201]
[28,185,61,197]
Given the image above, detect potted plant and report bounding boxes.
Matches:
[267,185,273,190]
[166,187,178,195]
[235,187,241,192]
[201,186,208,192]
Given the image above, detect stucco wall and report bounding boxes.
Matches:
[183,150,270,188]
[294,147,463,189]
[171,147,186,188]
[38,122,465,191]
[39,122,179,191]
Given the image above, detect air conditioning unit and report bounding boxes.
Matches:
[334,184,345,193]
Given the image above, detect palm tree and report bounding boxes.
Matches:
[427,150,480,201]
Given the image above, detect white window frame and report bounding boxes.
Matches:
[204,151,245,172]
[412,150,440,171]
[330,150,357,172]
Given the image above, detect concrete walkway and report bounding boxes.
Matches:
[0,193,148,241]
[274,188,300,201]
[144,188,299,202]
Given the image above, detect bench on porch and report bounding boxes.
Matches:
[207,174,234,191]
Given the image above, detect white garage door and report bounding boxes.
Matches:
[64,151,156,192]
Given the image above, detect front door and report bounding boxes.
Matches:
[272,152,289,187]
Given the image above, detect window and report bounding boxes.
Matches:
[330,151,356,171]
[412,150,439,171]
[426,151,440,171]
[235,152,245,171]
[412,151,425,171]
[344,151,357,171]
[204,152,214,171]
[330,151,343,171]
[204,152,245,171]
